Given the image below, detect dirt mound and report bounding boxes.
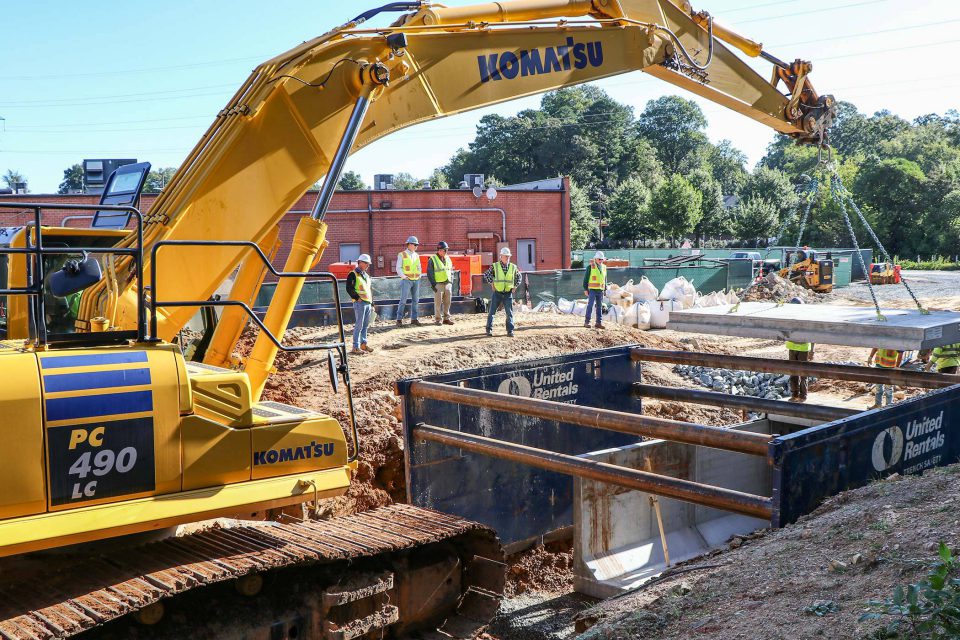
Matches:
[251,314,680,517]
[576,464,960,639]
[506,540,575,597]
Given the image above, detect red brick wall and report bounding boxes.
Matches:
[0,184,570,279]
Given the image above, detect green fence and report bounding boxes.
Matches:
[254,272,462,308]
[572,246,872,285]
[472,264,735,305]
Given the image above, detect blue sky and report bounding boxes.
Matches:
[2,0,958,193]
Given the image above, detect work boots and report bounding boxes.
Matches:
[411,319,422,326]
[361,343,374,353]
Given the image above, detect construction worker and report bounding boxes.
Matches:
[929,343,960,375]
[483,247,521,337]
[582,250,607,329]
[346,254,374,355]
[867,347,904,408]
[395,235,422,327]
[786,297,813,402]
[428,241,454,325]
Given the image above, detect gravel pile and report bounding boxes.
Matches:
[674,364,793,399]
[741,272,817,303]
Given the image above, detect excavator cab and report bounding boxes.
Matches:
[0,198,359,558]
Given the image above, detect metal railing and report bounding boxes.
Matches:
[149,239,360,461]
[0,202,145,345]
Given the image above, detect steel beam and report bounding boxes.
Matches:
[413,424,773,520]
[408,380,770,456]
[632,383,857,422]
[630,348,959,390]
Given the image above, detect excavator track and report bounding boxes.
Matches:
[0,504,505,639]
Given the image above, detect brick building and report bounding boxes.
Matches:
[0,178,571,278]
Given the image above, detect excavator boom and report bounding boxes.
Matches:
[86,0,833,347]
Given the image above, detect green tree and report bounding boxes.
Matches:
[734,196,779,246]
[392,172,420,190]
[650,174,702,246]
[606,177,652,244]
[336,170,367,190]
[2,169,27,192]
[58,164,84,194]
[427,168,450,189]
[568,180,595,250]
[143,167,177,193]
[741,167,798,222]
[687,168,728,245]
[635,96,709,174]
[707,140,748,196]
[852,157,928,256]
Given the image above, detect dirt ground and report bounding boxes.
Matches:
[244,275,960,639]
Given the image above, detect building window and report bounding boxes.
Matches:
[339,243,361,262]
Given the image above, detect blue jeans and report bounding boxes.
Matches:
[398,278,420,321]
[353,301,371,349]
[486,290,514,334]
[585,289,603,324]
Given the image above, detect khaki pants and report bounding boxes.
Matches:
[434,282,452,321]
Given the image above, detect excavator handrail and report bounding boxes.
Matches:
[0,201,146,345]
[149,238,361,461]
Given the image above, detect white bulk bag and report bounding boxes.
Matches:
[659,276,696,307]
[627,276,659,301]
[649,299,682,329]
[618,291,634,308]
[557,297,575,314]
[572,301,587,316]
[604,304,622,324]
[622,302,652,329]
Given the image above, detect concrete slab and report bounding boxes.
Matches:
[666,303,960,350]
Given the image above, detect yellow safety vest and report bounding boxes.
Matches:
[354,270,372,304]
[431,254,453,283]
[493,261,518,293]
[786,341,812,352]
[875,348,899,368]
[588,263,607,290]
[933,343,960,370]
[400,251,421,280]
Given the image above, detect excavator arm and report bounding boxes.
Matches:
[86,0,835,346]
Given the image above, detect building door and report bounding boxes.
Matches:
[517,239,536,271]
[339,243,361,263]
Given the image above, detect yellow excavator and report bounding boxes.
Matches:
[0,0,836,636]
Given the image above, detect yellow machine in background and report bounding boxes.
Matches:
[779,249,835,293]
[0,0,838,635]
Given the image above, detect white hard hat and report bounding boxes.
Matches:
[594,251,606,260]
[406,235,419,245]
[500,247,512,257]
[357,254,371,263]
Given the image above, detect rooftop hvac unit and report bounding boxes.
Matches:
[374,174,395,190]
[463,173,484,189]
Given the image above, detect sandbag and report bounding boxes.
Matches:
[626,276,659,301]
[604,305,622,325]
[659,276,696,308]
[649,299,682,329]
[622,301,652,329]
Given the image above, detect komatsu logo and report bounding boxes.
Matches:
[254,441,335,466]
[477,38,604,83]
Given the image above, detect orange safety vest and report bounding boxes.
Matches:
[875,348,899,368]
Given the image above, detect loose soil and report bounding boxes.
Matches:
[220,272,960,639]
